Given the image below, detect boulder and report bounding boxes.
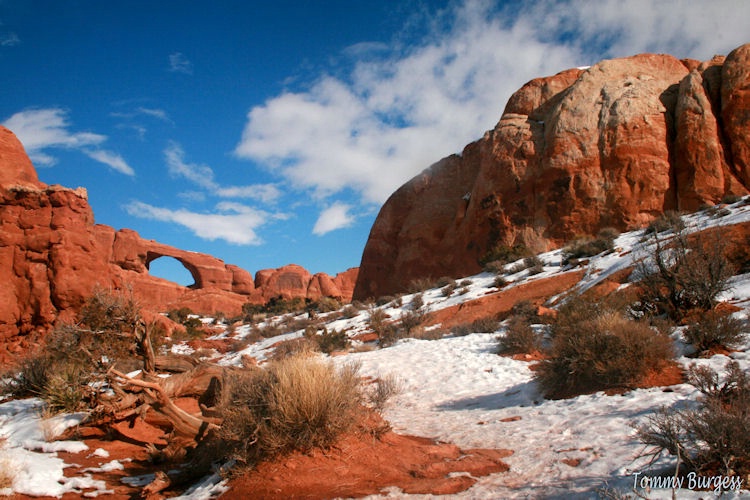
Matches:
[354,45,750,299]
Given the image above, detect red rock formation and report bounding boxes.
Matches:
[0,128,358,359]
[355,44,750,300]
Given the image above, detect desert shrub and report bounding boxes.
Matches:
[5,355,54,397]
[367,308,389,336]
[636,228,736,320]
[313,297,342,313]
[683,310,746,354]
[721,194,743,205]
[511,300,540,323]
[637,361,750,478]
[450,316,499,336]
[441,282,457,297]
[479,243,531,266]
[41,362,92,413]
[270,336,319,360]
[483,260,507,275]
[252,322,284,339]
[450,323,473,337]
[471,316,500,333]
[412,326,448,340]
[537,303,673,398]
[399,309,424,334]
[377,324,404,347]
[410,293,424,311]
[524,256,545,275]
[435,276,456,287]
[561,229,618,266]
[643,210,685,235]
[375,295,396,306]
[367,373,403,411]
[460,279,473,287]
[5,289,147,412]
[339,304,359,319]
[80,287,140,333]
[408,277,436,293]
[498,317,540,354]
[218,356,362,469]
[458,286,470,295]
[492,275,508,288]
[306,327,350,354]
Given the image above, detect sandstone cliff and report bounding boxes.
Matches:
[0,127,357,358]
[354,44,750,300]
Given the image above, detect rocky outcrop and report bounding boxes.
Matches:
[0,128,358,358]
[354,44,750,300]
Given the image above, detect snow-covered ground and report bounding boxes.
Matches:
[3,200,750,498]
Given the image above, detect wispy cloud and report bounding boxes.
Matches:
[313,202,355,235]
[168,52,193,74]
[124,200,280,245]
[111,106,171,140]
[0,32,19,47]
[165,141,281,203]
[235,0,750,207]
[82,149,134,176]
[2,107,134,175]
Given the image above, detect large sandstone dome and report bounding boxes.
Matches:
[354,44,750,300]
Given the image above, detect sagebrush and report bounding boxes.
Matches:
[217,355,362,469]
[637,361,750,478]
[537,297,673,398]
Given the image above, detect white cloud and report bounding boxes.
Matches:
[235,0,750,207]
[83,149,135,176]
[165,141,216,188]
[2,107,133,175]
[136,107,170,122]
[313,202,355,235]
[124,200,276,245]
[165,141,282,203]
[168,52,193,74]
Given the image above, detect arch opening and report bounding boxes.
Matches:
[146,255,199,288]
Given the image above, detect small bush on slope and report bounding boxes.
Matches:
[561,228,618,266]
[217,355,362,469]
[637,361,750,478]
[498,316,540,355]
[4,288,143,412]
[636,227,735,320]
[536,297,673,399]
[683,310,747,354]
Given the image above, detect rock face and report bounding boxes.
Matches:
[0,128,358,358]
[354,44,750,300]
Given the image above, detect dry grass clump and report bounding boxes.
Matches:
[0,449,17,491]
[366,373,403,411]
[536,297,673,399]
[637,361,750,478]
[217,355,362,469]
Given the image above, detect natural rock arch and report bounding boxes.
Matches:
[145,254,200,288]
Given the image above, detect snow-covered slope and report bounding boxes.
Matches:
[4,200,750,499]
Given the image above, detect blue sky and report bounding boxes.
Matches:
[1,0,748,286]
